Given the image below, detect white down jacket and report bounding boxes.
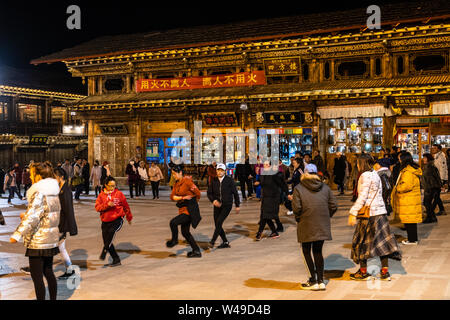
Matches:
[350,170,387,217]
[11,178,61,249]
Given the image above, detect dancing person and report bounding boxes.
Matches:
[254,161,289,241]
[166,165,202,258]
[125,159,140,199]
[53,167,78,279]
[348,154,401,281]
[292,163,337,291]
[13,162,23,197]
[207,163,240,249]
[391,152,423,245]
[137,161,149,197]
[421,153,441,224]
[95,176,133,267]
[4,167,24,203]
[10,162,61,300]
[148,162,164,199]
[90,160,102,197]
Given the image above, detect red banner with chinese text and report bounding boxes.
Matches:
[136,71,266,92]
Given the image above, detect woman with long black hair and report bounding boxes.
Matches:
[348,154,401,281]
[53,167,78,279]
[391,152,423,245]
[10,162,61,300]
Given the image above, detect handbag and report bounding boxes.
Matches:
[356,177,379,219]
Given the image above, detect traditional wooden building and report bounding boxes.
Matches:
[0,65,86,168]
[32,0,450,179]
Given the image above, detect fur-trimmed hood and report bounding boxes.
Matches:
[26,178,60,202]
[300,172,323,192]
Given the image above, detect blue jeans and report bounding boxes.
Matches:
[8,186,22,202]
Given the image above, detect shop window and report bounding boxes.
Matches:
[18,104,39,123]
[51,107,66,123]
[324,61,330,80]
[397,56,404,75]
[413,54,446,73]
[104,78,124,91]
[302,63,309,81]
[337,60,367,78]
[431,135,450,149]
[326,117,383,154]
[375,58,382,76]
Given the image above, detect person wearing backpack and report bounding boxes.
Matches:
[374,159,393,216]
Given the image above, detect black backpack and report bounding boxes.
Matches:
[379,173,393,215]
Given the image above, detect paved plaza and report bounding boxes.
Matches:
[1,187,450,300]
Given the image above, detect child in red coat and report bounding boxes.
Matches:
[95,176,133,267]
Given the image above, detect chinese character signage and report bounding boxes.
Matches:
[394,96,428,108]
[263,112,312,125]
[99,124,128,135]
[136,71,266,92]
[29,135,48,145]
[263,57,301,76]
[202,113,238,127]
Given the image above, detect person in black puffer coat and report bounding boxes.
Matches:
[125,159,140,199]
[421,153,443,223]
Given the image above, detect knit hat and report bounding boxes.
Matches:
[304,163,318,173]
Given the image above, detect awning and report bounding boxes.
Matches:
[430,101,450,115]
[316,104,394,119]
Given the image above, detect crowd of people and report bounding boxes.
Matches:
[1,143,448,299]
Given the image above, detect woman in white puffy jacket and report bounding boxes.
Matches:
[10,162,61,300]
[348,154,400,281]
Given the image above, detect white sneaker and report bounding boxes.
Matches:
[286,211,293,216]
[402,240,418,245]
[318,282,326,291]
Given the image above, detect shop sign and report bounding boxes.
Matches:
[202,113,238,127]
[394,96,428,108]
[263,57,301,76]
[29,134,48,145]
[99,124,128,135]
[262,112,313,124]
[396,117,444,124]
[136,71,266,92]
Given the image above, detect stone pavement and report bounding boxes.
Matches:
[0,188,450,300]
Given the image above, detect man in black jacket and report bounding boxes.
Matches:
[235,157,254,200]
[207,163,240,248]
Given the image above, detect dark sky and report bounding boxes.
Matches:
[0,0,409,94]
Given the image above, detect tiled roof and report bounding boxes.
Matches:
[32,0,450,64]
[69,74,450,106]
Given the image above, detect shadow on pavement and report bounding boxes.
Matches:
[116,242,177,259]
[244,278,301,290]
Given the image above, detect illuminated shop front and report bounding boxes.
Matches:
[318,105,391,155]
[255,111,317,165]
[394,100,450,162]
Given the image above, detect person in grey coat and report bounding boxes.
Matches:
[292,163,338,291]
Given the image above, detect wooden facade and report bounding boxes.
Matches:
[32,1,450,179]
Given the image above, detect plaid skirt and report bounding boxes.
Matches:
[351,214,401,264]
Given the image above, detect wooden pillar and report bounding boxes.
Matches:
[370,57,375,78]
[136,117,142,158]
[330,60,335,81]
[318,61,324,82]
[88,120,94,166]
[126,75,131,93]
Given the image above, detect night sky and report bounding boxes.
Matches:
[0,0,409,94]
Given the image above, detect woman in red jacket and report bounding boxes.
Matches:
[166,165,202,258]
[95,176,133,267]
